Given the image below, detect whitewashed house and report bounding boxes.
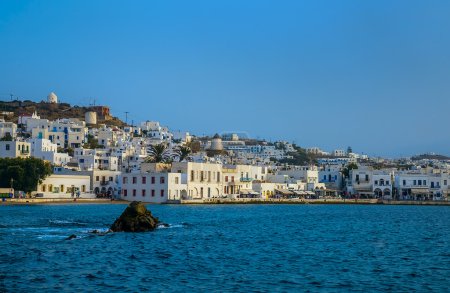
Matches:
[120,172,186,203]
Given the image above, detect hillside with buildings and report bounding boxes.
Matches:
[0,93,125,127]
[0,91,449,203]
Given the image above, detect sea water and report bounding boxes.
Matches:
[0,204,449,292]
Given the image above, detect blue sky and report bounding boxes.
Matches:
[1,0,449,157]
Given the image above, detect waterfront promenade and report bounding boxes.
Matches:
[4,197,449,206]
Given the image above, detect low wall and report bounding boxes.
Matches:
[382,200,450,206]
[2,198,122,204]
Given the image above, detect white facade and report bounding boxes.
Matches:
[121,172,186,203]
[29,138,71,165]
[37,174,93,198]
[372,171,393,199]
[0,141,31,158]
[0,121,17,139]
[47,92,58,103]
[171,162,223,199]
[73,148,119,171]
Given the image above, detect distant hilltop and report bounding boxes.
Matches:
[0,99,125,127]
[411,153,450,161]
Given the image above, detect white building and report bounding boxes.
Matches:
[30,118,87,148]
[36,174,93,198]
[372,171,393,199]
[332,149,346,157]
[319,165,343,190]
[0,120,17,139]
[28,138,71,165]
[0,141,30,158]
[73,148,119,171]
[171,162,223,199]
[47,92,58,103]
[121,172,186,203]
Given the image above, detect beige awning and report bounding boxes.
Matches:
[411,188,429,195]
[275,189,294,195]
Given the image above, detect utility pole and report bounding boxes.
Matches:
[124,112,129,126]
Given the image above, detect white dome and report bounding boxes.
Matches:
[47,92,58,103]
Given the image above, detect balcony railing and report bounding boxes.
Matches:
[240,177,254,182]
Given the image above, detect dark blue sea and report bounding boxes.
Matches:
[1,204,449,292]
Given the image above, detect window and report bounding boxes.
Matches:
[231,176,235,182]
[445,180,448,185]
[418,180,422,186]
[200,171,204,182]
[151,177,155,184]
[142,177,147,184]
[132,177,137,184]
[191,170,195,182]
[42,184,46,192]
[423,180,426,185]
[365,175,369,181]
[356,175,360,181]
[151,189,155,197]
[225,176,228,182]
[5,144,10,151]
[217,172,220,182]
[413,180,417,185]
[175,177,179,184]
[96,176,100,181]
[160,190,165,197]
[123,177,128,184]
[386,180,389,185]
[132,189,136,196]
[403,180,406,186]
[160,177,165,184]
[60,185,65,192]
[82,185,86,192]
[142,189,146,197]
[123,189,127,196]
[374,180,378,185]
[109,177,113,181]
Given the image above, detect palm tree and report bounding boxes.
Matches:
[176,145,192,162]
[145,143,172,163]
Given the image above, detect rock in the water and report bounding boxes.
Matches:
[110,201,159,232]
[66,234,77,240]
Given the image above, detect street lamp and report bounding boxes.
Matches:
[10,178,14,198]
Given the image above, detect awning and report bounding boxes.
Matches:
[293,191,306,195]
[240,189,257,195]
[275,189,294,196]
[411,188,429,195]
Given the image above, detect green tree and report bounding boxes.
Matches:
[145,143,172,163]
[175,145,192,162]
[0,133,13,141]
[83,134,103,149]
[0,158,53,193]
[342,162,358,178]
